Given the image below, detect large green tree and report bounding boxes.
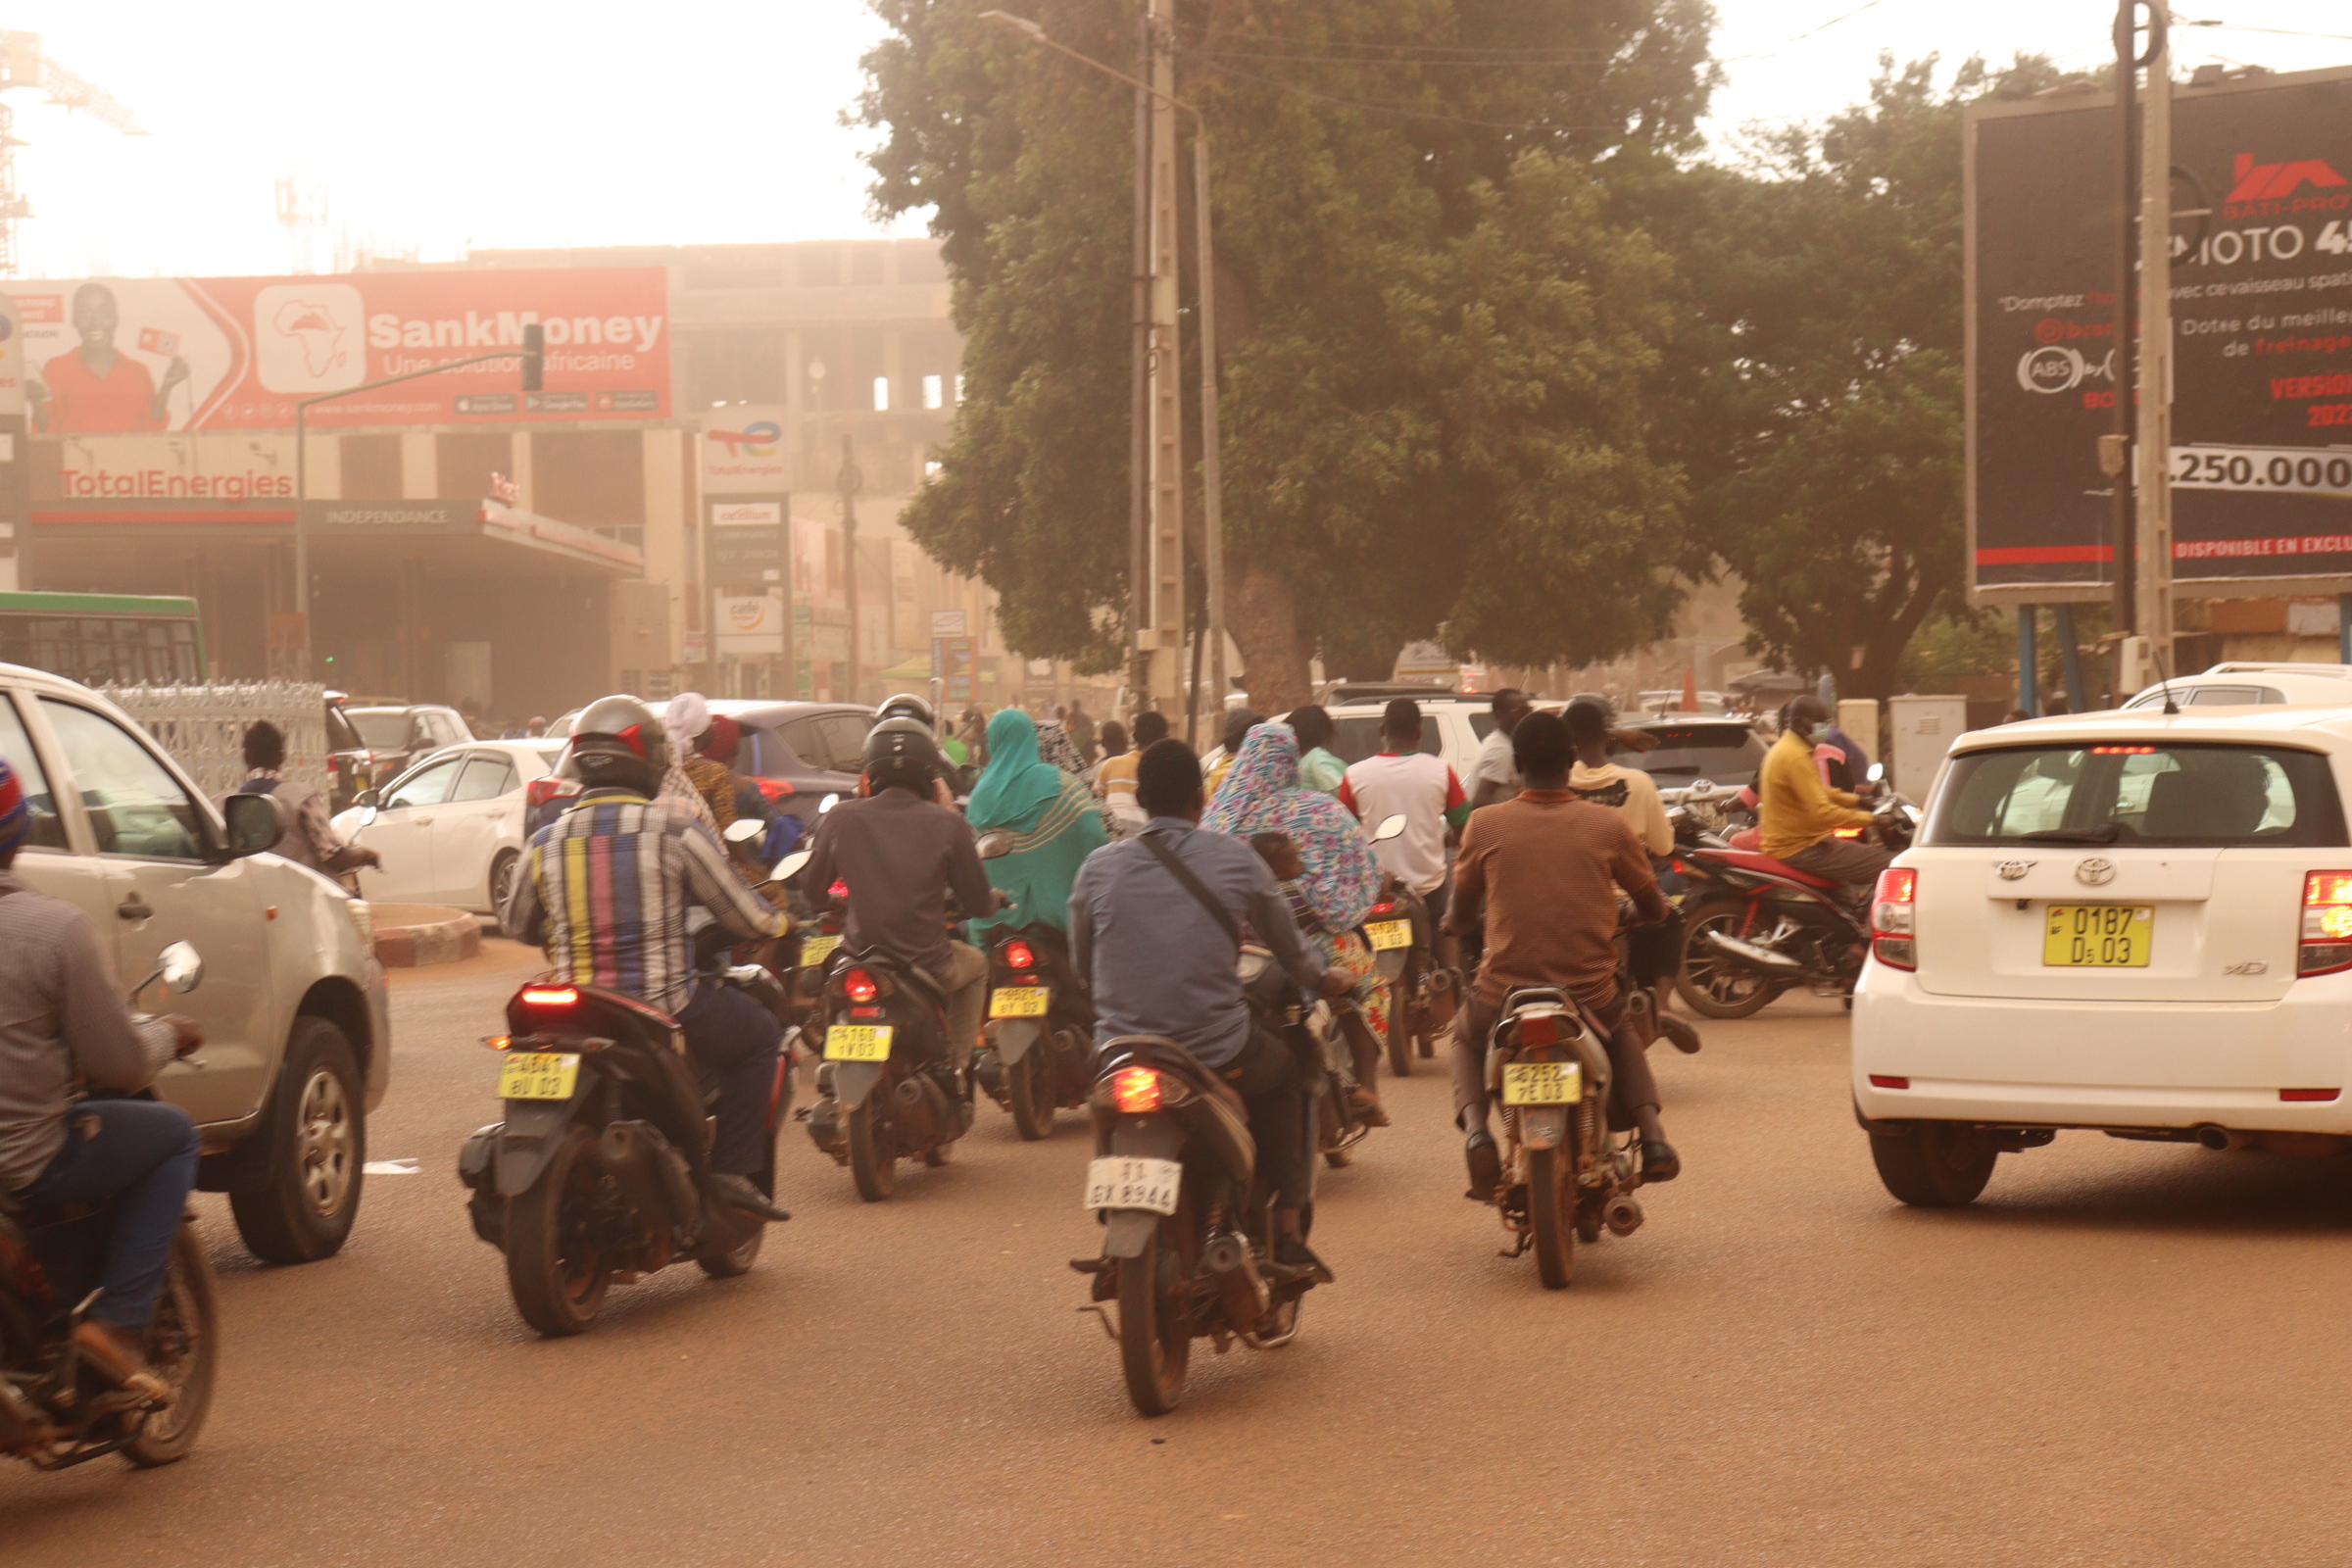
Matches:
[860,0,1716,707]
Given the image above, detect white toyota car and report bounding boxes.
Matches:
[1853,705,2352,1204]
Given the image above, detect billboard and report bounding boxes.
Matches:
[701,404,790,493]
[8,268,670,433]
[1968,66,2352,599]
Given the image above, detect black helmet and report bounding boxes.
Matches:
[862,715,942,793]
[876,692,935,730]
[562,694,668,797]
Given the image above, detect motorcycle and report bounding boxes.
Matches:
[973,922,1095,1142]
[1477,982,1655,1290]
[0,942,218,1470]
[1674,764,1921,1016]
[801,935,974,1201]
[459,858,803,1336]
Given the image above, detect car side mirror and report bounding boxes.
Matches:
[355,788,379,808]
[772,850,812,881]
[221,792,284,858]
[1867,761,1886,784]
[722,817,766,845]
[1371,812,1407,843]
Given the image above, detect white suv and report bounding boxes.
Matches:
[1853,705,2352,1204]
[0,665,390,1261]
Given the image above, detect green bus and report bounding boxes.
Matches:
[0,592,206,686]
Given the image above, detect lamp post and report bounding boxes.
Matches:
[980,9,1228,729]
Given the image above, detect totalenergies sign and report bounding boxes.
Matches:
[6,267,670,433]
[702,403,790,494]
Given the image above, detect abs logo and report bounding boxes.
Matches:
[706,419,781,458]
[2017,345,2115,395]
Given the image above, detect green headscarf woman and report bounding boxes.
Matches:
[966,708,1108,939]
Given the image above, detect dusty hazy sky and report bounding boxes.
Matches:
[14,1,2351,279]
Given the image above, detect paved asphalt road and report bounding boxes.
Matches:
[5,937,2348,1565]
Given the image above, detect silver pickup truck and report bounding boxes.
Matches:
[0,665,389,1262]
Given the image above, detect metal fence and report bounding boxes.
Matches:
[102,681,328,800]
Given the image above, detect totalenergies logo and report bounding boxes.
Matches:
[708,419,781,458]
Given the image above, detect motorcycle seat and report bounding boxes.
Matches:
[1709,848,1842,892]
[1728,827,1761,851]
[845,948,949,1007]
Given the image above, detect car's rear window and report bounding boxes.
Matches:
[2122,684,2286,709]
[1928,743,2348,848]
[1611,724,1767,787]
[348,710,411,749]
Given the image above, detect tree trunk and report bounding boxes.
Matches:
[1227,554,1313,712]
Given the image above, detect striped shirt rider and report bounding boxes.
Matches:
[501,786,786,1016]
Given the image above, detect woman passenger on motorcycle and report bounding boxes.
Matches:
[965,708,1110,945]
[1200,722,1392,1121]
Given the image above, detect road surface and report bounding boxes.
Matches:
[6,938,2347,1564]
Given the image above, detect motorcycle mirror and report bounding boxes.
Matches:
[1867,761,1886,784]
[1685,778,1717,801]
[722,817,766,845]
[357,806,379,828]
[975,830,1014,859]
[158,941,204,995]
[1371,813,1408,843]
[818,793,841,814]
[772,850,813,881]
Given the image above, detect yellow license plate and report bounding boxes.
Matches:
[1366,919,1413,952]
[823,1024,894,1061]
[2042,904,2155,967]
[990,987,1051,1018]
[1502,1060,1581,1105]
[499,1052,580,1101]
[801,933,841,969]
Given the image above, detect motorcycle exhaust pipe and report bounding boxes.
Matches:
[599,1120,687,1227]
[1702,930,1807,975]
[1201,1230,1270,1325]
[894,1072,956,1143]
[1603,1194,1645,1237]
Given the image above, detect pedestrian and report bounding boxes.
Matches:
[1468,688,1535,809]
[526,715,549,737]
[1096,710,1164,834]
[230,721,377,877]
[1066,699,1097,762]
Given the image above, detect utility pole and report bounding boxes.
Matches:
[1129,10,1153,722]
[1146,0,1188,732]
[0,33,145,278]
[2134,27,2176,686]
[839,435,863,704]
[1194,131,1228,729]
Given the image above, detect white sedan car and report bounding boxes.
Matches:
[333,740,563,924]
[1853,705,2352,1206]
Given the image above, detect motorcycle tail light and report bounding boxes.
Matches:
[1370,902,1396,916]
[1870,867,1917,972]
[2298,871,2352,976]
[843,967,880,1004]
[1832,824,1865,840]
[1110,1066,1162,1114]
[519,986,579,1006]
[1004,939,1037,970]
[525,777,581,809]
[828,880,850,901]
[1515,1013,1561,1047]
[753,776,797,802]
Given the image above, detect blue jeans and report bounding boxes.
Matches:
[677,984,783,1176]
[20,1099,200,1329]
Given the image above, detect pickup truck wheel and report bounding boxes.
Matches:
[1869,1123,1998,1207]
[229,1018,366,1264]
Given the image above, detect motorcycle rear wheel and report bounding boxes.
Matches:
[1008,1048,1055,1142]
[504,1123,614,1337]
[1528,1147,1574,1290]
[122,1223,218,1467]
[847,1100,898,1201]
[1675,898,1781,1020]
[1386,961,1416,1077]
[1117,1220,1190,1417]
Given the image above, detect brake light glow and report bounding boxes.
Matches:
[1516,1012,1561,1047]
[844,968,879,1004]
[1004,939,1037,970]
[1869,1075,1911,1090]
[1370,902,1396,917]
[753,776,797,802]
[1111,1066,1162,1114]
[1832,825,1865,840]
[2092,745,2157,755]
[828,880,850,901]
[1870,866,1918,971]
[2299,871,2352,976]
[519,986,579,1006]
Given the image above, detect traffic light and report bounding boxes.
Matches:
[521,323,544,393]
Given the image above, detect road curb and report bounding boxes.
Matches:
[371,904,482,968]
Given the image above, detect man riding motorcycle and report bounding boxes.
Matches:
[0,758,205,1399]
[1068,738,1356,1283]
[500,695,793,1224]
[1443,712,1683,1198]
[802,717,999,1075]
[1759,695,1888,894]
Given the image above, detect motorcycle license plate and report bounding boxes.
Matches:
[2042,905,2154,967]
[1084,1156,1182,1215]
[990,986,1051,1018]
[823,1024,894,1061]
[1502,1061,1581,1105]
[499,1052,580,1101]
[800,933,841,969]
[1366,919,1413,952]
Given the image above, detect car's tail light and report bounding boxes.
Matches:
[843,967,879,1004]
[2299,871,2352,976]
[519,986,578,1006]
[1870,866,1918,971]
[753,776,797,803]
[1111,1066,1162,1113]
[1004,939,1037,970]
[1514,1012,1561,1047]
[526,777,581,810]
